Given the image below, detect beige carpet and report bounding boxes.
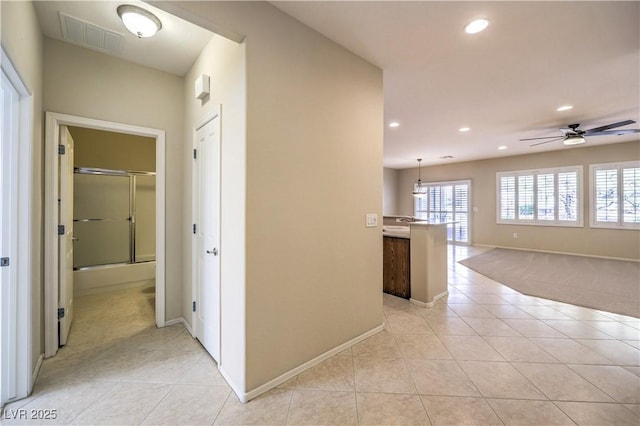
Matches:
[459,248,640,318]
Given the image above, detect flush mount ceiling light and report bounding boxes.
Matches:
[498,145,507,150]
[458,127,470,132]
[117,5,162,38]
[465,19,489,34]
[389,121,400,128]
[556,105,574,112]
[563,135,586,145]
[412,158,427,197]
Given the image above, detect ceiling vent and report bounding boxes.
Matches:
[59,12,122,54]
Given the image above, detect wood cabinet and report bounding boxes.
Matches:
[383,236,410,299]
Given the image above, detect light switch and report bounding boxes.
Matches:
[366,213,378,228]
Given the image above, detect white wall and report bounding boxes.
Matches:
[1,0,44,374]
[155,1,384,397]
[42,38,185,320]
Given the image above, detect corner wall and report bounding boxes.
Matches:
[182,34,247,391]
[154,1,384,397]
[396,141,640,260]
[42,38,185,320]
[1,0,44,375]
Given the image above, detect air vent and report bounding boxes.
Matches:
[440,155,454,159]
[59,12,122,54]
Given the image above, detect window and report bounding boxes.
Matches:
[590,161,640,229]
[497,166,582,226]
[414,180,470,244]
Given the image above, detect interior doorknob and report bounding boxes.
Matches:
[206,248,218,256]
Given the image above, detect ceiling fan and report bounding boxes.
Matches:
[520,119,640,147]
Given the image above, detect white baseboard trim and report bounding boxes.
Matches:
[218,366,247,403]
[226,324,384,403]
[164,317,193,334]
[409,298,427,308]
[31,354,44,388]
[473,244,640,263]
[410,290,448,308]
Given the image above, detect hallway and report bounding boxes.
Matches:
[2,246,640,425]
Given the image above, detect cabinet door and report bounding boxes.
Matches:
[383,237,410,299]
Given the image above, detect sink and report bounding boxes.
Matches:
[383,225,410,238]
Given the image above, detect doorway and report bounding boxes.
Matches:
[44,112,166,358]
[1,48,34,407]
[192,109,221,362]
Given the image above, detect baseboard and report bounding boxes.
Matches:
[473,244,640,263]
[410,290,448,308]
[31,354,44,389]
[218,366,247,403]
[164,317,193,334]
[74,279,155,297]
[228,324,384,403]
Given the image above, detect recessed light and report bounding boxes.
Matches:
[389,121,400,128]
[498,145,507,150]
[556,105,574,112]
[458,127,470,132]
[465,19,489,34]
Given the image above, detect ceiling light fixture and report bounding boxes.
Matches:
[412,158,427,197]
[556,105,574,112]
[389,121,400,128]
[117,5,162,38]
[465,19,489,34]
[498,145,507,150]
[458,127,470,132]
[563,135,586,145]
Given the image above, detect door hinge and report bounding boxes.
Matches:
[0,257,9,267]
[192,301,196,312]
[193,149,197,159]
[58,308,65,319]
[58,144,66,155]
[193,224,196,234]
[58,225,65,235]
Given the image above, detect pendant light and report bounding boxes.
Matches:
[413,158,427,197]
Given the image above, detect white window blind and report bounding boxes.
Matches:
[497,166,582,226]
[590,161,640,229]
[414,180,471,244]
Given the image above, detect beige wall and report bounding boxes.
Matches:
[395,141,640,260]
[69,127,156,172]
[384,168,399,215]
[157,1,384,395]
[1,0,44,373]
[43,38,185,320]
[182,33,247,390]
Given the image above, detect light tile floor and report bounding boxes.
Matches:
[3,246,639,425]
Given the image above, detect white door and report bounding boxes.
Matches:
[58,126,75,346]
[194,113,220,361]
[1,67,20,404]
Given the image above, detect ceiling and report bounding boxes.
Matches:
[33,2,639,169]
[33,1,213,76]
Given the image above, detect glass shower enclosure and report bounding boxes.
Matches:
[73,167,155,270]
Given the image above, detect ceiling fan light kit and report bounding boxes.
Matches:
[520,119,639,147]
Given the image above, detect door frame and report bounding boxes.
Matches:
[191,108,221,360]
[44,112,166,357]
[1,47,34,405]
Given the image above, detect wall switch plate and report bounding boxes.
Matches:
[366,213,378,228]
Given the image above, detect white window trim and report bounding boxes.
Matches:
[589,160,640,230]
[496,165,583,227]
[414,179,472,244]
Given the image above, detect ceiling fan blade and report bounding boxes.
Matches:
[519,135,562,141]
[530,137,566,147]
[585,120,636,134]
[585,129,640,137]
